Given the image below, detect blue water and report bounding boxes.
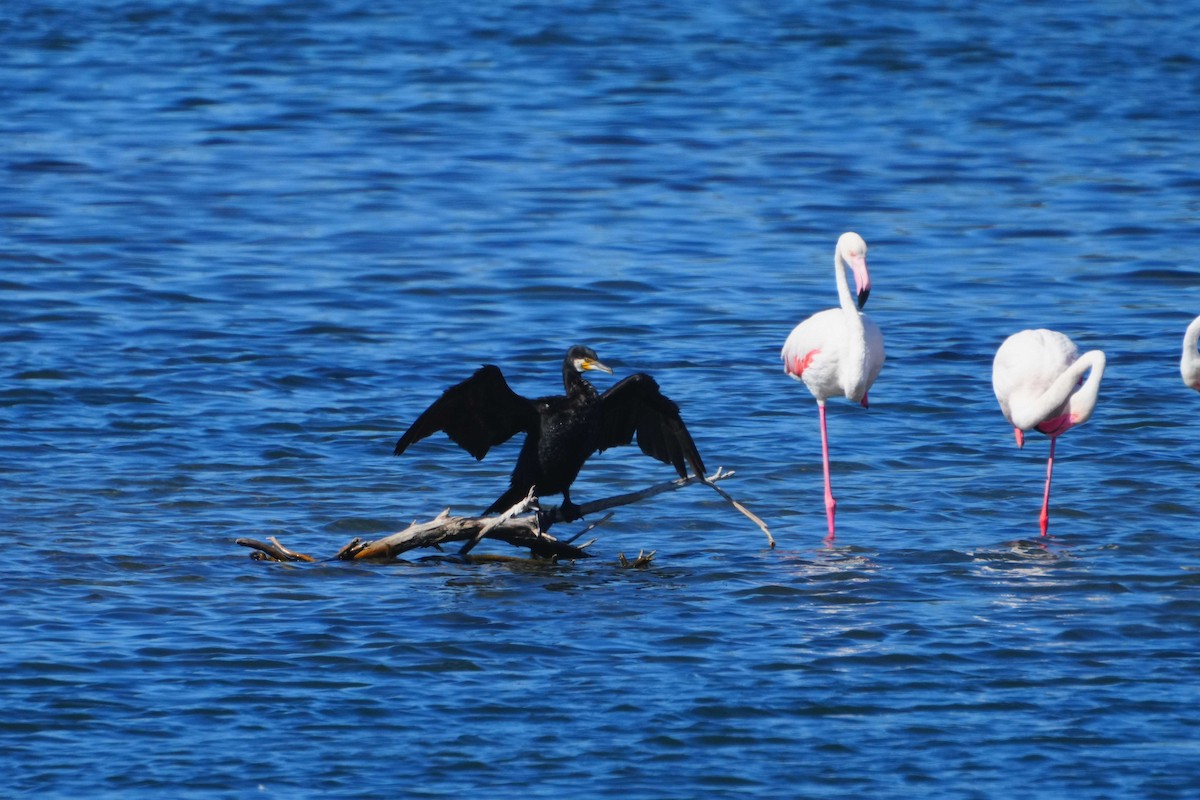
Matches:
[4,1,1200,797]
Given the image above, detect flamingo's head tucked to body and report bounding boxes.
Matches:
[992,328,1105,537]
[994,330,1106,450]
[837,231,870,309]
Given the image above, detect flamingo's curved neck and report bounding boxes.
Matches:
[833,246,867,396]
[1066,350,1106,426]
[833,248,861,322]
[1013,350,1106,434]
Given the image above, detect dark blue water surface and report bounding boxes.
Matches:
[4,1,1200,797]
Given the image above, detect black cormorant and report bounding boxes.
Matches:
[393,345,707,521]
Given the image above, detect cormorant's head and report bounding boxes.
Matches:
[565,345,613,376]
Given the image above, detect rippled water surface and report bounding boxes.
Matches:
[4,1,1200,797]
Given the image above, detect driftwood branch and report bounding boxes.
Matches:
[540,467,773,548]
[341,488,589,561]
[238,537,316,563]
[457,486,540,557]
[236,467,771,564]
[702,471,774,547]
[236,491,589,563]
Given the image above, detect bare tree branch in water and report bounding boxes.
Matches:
[236,467,770,563]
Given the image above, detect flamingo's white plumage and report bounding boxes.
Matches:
[992,329,1105,537]
[1181,315,1200,391]
[781,232,885,541]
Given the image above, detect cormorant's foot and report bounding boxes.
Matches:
[560,501,584,523]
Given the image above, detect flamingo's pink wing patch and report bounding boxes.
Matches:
[787,349,820,377]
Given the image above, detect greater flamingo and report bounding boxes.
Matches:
[1181,315,1200,391]
[992,329,1105,537]
[781,231,885,541]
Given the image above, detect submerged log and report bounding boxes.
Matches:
[236,467,770,564]
[618,550,656,568]
[237,536,317,562]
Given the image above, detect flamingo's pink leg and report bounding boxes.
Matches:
[1039,436,1057,536]
[818,402,836,541]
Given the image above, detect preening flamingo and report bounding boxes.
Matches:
[992,329,1105,537]
[781,232,885,541]
[1181,315,1200,391]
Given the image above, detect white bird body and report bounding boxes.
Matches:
[1182,315,1200,391]
[782,307,885,407]
[993,329,1104,439]
[781,232,885,540]
[992,328,1105,536]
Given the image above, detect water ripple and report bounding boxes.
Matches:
[3,1,1200,798]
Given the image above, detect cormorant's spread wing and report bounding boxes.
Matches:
[394,365,538,460]
[597,373,706,479]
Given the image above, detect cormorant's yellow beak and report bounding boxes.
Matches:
[578,357,613,374]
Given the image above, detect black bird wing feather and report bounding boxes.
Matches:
[596,374,706,479]
[393,365,538,460]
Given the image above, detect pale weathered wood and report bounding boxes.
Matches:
[236,467,770,563]
[456,487,540,557]
[350,514,589,561]
[348,489,592,561]
[700,472,774,547]
[540,467,773,547]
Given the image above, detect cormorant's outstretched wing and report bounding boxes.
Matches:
[394,365,538,460]
[597,373,706,479]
